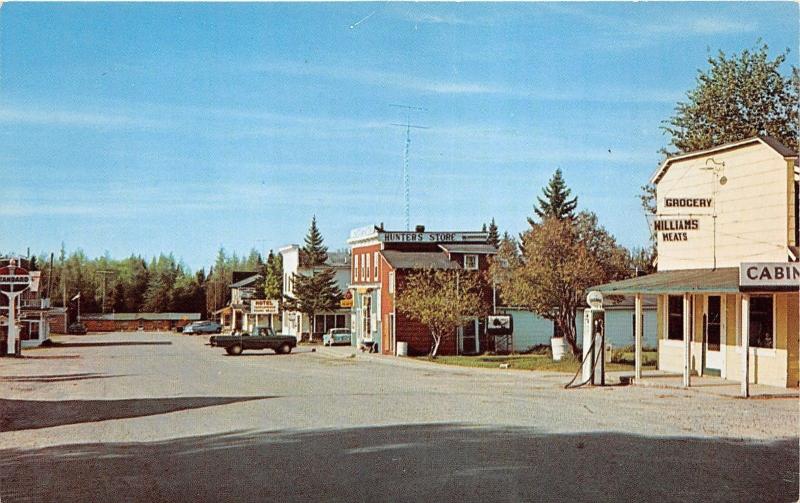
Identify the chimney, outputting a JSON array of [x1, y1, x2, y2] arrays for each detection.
[[415, 225, 425, 232]]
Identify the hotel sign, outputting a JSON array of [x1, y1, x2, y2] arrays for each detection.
[[381, 232, 488, 243], [250, 299, 279, 315], [740, 263, 800, 291]]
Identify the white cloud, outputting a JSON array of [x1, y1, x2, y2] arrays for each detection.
[[0, 107, 169, 130]]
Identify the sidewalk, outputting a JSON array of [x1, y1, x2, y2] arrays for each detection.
[[627, 371, 800, 399], [315, 345, 800, 399]]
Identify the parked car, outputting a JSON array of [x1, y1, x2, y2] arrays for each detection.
[[183, 321, 222, 335], [67, 322, 87, 335], [323, 328, 353, 346], [209, 327, 297, 356]]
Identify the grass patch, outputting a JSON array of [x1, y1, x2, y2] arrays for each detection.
[[418, 352, 658, 373]]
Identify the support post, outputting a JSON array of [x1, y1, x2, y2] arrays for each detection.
[[683, 293, 691, 388], [5, 292, 19, 355], [741, 294, 750, 398], [634, 293, 643, 382]]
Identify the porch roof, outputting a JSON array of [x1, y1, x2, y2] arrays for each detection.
[[591, 267, 740, 295]]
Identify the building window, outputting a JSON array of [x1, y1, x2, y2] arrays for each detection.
[[360, 254, 365, 281], [353, 257, 358, 282], [388, 271, 395, 294], [667, 295, 684, 340], [373, 252, 379, 281], [464, 254, 478, 270], [749, 296, 774, 348], [363, 296, 372, 340], [366, 253, 371, 282]]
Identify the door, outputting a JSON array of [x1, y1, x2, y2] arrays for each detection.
[[704, 295, 723, 374], [459, 319, 480, 355]]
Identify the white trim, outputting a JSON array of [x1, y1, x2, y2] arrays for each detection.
[[464, 254, 479, 271], [735, 346, 777, 357]]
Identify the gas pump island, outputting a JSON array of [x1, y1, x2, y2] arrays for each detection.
[[566, 291, 607, 388], [0, 259, 32, 357]]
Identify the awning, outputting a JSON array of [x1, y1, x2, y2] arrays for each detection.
[[591, 268, 740, 295]]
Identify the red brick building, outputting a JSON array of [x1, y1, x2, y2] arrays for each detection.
[[80, 313, 200, 332], [347, 226, 496, 356]]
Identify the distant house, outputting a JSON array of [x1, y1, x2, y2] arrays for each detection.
[[80, 312, 201, 332], [500, 296, 658, 353], [279, 245, 351, 340]]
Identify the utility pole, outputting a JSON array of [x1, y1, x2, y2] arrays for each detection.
[[390, 104, 427, 231], [96, 270, 116, 314]]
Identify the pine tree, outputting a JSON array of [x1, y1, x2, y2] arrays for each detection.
[[530, 169, 578, 225], [285, 267, 341, 340], [302, 216, 329, 266], [264, 250, 283, 300], [487, 218, 500, 248]]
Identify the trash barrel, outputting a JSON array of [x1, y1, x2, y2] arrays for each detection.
[[396, 341, 408, 357]]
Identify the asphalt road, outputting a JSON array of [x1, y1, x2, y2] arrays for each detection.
[[0, 332, 797, 502]]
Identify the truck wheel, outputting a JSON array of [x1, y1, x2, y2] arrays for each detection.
[[227, 344, 243, 356], [280, 343, 292, 354]]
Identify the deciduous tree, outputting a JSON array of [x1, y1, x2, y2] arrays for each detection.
[[395, 269, 489, 357]]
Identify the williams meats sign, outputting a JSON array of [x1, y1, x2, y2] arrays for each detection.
[[739, 263, 800, 291]]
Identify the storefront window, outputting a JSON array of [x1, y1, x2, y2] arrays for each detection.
[[363, 296, 371, 340], [749, 296, 774, 349], [668, 295, 683, 340]]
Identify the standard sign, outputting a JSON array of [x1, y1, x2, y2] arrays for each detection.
[[0, 264, 31, 293], [740, 262, 800, 291], [251, 299, 279, 315]]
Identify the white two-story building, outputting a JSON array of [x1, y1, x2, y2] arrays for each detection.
[[595, 136, 799, 393], [279, 245, 351, 340]]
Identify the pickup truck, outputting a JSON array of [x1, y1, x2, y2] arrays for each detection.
[[209, 327, 297, 356]]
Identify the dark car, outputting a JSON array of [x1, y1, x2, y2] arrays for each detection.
[[184, 321, 222, 335], [209, 327, 297, 356], [67, 322, 87, 335]]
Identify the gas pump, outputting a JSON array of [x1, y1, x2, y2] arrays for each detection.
[[566, 291, 606, 388]]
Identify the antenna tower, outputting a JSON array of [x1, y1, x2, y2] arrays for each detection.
[[390, 104, 427, 231]]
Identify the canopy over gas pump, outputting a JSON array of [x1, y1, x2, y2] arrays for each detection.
[[565, 291, 607, 388]]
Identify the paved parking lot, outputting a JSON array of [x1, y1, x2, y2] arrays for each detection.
[[0, 332, 797, 502]]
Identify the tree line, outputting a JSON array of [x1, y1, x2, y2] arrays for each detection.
[[24, 245, 284, 318]]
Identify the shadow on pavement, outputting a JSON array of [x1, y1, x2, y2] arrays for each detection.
[[0, 373, 126, 383], [46, 341, 173, 348], [0, 396, 275, 432], [0, 424, 795, 502]]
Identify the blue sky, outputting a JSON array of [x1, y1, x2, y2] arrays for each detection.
[[1, 2, 797, 270]]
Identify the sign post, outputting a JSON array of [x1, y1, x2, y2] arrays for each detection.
[[0, 260, 32, 356]]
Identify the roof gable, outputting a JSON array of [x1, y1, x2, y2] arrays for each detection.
[[651, 136, 797, 185]]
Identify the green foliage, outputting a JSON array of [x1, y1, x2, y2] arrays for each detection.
[[529, 169, 578, 225], [263, 250, 283, 300], [395, 269, 489, 357], [302, 216, 329, 267], [487, 218, 500, 248], [284, 267, 342, 338], [495, 214, 630, 357], [662, 43, 799, 154], [33, 248, 210, 317]]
